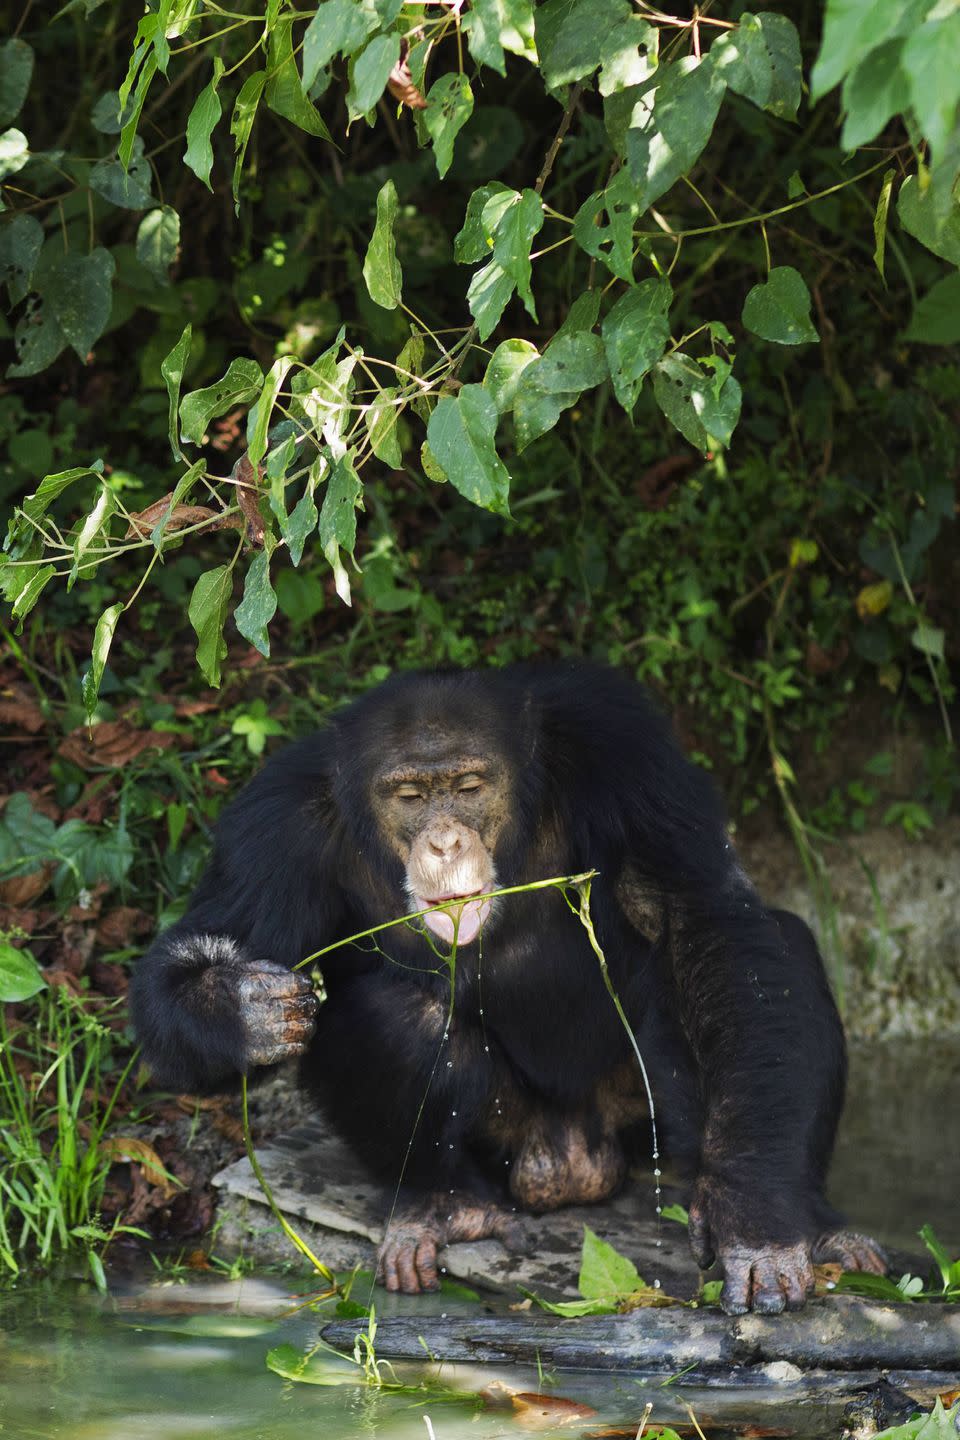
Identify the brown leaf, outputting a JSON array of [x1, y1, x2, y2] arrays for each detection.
[[173, 698, 219, 717], [509, 1394, 597, 1430], [387, 58, 426, 109], [89, 959, 129, 997], [97, 906, 152, 949], [805, 638, 849, 676], [64, 779, 115, 825], [0, 683, 45, 733], [232, 452, 266, 548], [59, 719, 175, 770], [125, 497, 219, 540], [0, 865, 52, 906], [636, 454, 695, 510], [102, 1137, 181, 1198], [57, 921, 96, 976]]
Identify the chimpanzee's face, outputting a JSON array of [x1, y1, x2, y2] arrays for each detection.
[[371, 734, 513, 945]]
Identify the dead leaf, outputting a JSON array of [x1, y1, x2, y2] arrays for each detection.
[[89, 959, 129, 997], [174, 699, 219, 717], [510, 1393, 597, 1430], [805, 639, 849, 676], [59, 719, 175, 770], [0, 865, 52, 907], [388, 58, 426, 109], [97, 906, 152, 949], [232, 452, 266, 548], [125, 497, 220, 540], [102, 1137, 181, 1198], [636, 454, 694, 510], [938, 1390, 960, 1407], [0, 683, 45, 733]]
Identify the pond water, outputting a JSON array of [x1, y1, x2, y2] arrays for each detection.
[[1, 1040, 957, 1440]]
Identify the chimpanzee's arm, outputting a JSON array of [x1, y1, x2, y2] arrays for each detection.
[[130, 739, 341, 1093]]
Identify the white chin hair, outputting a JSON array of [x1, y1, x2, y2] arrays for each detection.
[[422, 896, 491, 946]]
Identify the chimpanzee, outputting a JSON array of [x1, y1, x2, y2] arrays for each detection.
[[131, 662, 885, 1313]]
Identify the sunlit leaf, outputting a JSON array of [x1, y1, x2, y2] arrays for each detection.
[[188, 564, 233, 687], [424, 72, 474, 178], [180, 358, 263, 446], [578, 1225, 643, 1300], [601, 276, 672, 413], [184, 58, 224, 189], [625, 57, 726, 213], [347, 33, 400, 120], [230, 70, 268, 207], [302, 0, 377, 90], [82, 602, 123, 721], [710, 12, 801, 119], [363, 179, 403, 310], [136, 206, 180, 284], [427, 385, 511, 515], [653, 352, 742, 452], [535, 0, 631, 89], [0, 941, 46, 1003], [266, 17, 332, 139]]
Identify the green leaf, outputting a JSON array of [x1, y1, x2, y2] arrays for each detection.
[[70, 483, 115, 586], [347, 34, 400, 120], [0, 211, 43, 305], [188, 564, 233, 687], [363, 179, 403, 310], [661, 1203, 689, 1225], [266, 1343, 351, 1386], [466, 257, 516, 341], [462, 0, 507, 74], [0, 941, 46, 1003], [46, 248, 116, 360], [599, 15, 657, 97], [510, 332, 607, 448], [911, 623, 945, 661], [19, 463, 103, 525], [180, 358, 264, 446], [484, 187, 543, 320], [840, 39, 908, 150], [136, 206, 180, 284], [184, 59, 224, 189], [246, 356, 294, 472], [89, 137, 154, 209], [283, 487, 319, 567], [528, 1293, 619, 1317], [161, 324, 192, 459], [810, 0, 930, 101], [424, 73, 474, 179], [625, 57, 726, 213], [118, 51, 157, 170], [230, 70, 268, 207], [573, 169, 640, 283], [601, 276, 672, 413], [653, 352, 742, 452], [266, 17, 332, 139], [903, 14, 960, 167], [364, 387, 402, 466], [873, 168, 895, 281], [0, 127, 28, 181], [427, 385, 511, 516], [9, 563, 55, 628], [742, 266, 818, 345], [578, 1225, 643, 1300], [554, 290, 602, 341], [319, 452, 363, 606], [710, 12, 801, 119], [302, 0, 378, 90], [897, 175, 960, 264], [82, 602, 123, 722], [534, 0, 631, 89], [454, 182, 510, 263], [483, 338, 539, 412], [235, 542, 278, 658], [904, 272, 960, 345], [0, 39, 34, 128]]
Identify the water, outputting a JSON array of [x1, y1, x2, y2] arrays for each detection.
[[1, 1040, 957, 1440]]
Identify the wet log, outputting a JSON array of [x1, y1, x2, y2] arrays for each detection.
[[322, 1298, 960, 1378]]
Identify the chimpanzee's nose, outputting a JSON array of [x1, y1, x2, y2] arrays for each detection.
[[428, 827, 462, 860]]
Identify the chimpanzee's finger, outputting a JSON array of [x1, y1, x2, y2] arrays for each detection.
[[414, 1236, 440, 1291], [814, 1230, 887, 1274], [719, 1253, 753, 1315], [748, 1256, 788, 1315], [378, 1244, 399, 1292], [395, 1237, 422, 1294]]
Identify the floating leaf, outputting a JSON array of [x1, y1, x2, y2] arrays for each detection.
[[742, 266, 818, 345], [427, 385, 511, 515], [363, 179, 402, 310]]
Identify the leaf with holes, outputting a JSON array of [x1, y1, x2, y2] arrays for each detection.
[[46, 248, 116, 360], [710, 12, 801, 119], [0, 212, 42, 306], [180, 358, 264, 446], [302, 0, 378, 89], [625, 57, 726, 214], [424, 73, 474, 179], [89, 137, 154, 209], [534, 0, 631, 89], [427, 385, 511, 516], [573, 169, 640, 283], [601, 277, 672, 413], [483, 187, 543, 320], [742, 266, 818, 345], [653, 352, 742, 452]]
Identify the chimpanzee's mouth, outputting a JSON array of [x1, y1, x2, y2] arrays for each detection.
[[415, 889, 493, 946]]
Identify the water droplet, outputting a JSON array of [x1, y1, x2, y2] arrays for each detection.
[[449, 1189, 455, 1195], [440, 1267, 446, 1274], [441, 1312, 447, 1319], [484, 1045, 490, 1053], [653, 1168, 661, 1177], [653, 1278, 661, 1289], [451, 1109, 457, 1117], [656, 1206, 662, 1214], [655, 1239, 662, 1248], [446, 1060, 453, 1068], [448, 1143, 454, 1149]]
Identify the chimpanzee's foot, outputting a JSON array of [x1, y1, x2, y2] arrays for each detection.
[[376, 1195, 528, 1294], [813, 1229, 888, 1274], [510, 1124, 625, 1212]]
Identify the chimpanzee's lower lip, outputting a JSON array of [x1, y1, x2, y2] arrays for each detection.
[[422, 891, 482, 905]]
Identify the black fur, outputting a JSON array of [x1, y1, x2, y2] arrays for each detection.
[[131, 662, 846, 1248]]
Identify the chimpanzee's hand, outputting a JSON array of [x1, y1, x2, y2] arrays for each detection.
[[377, 1197, 531, 1295], [688, 1176, 886, 1316], [232, 960, 318, 1067]]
